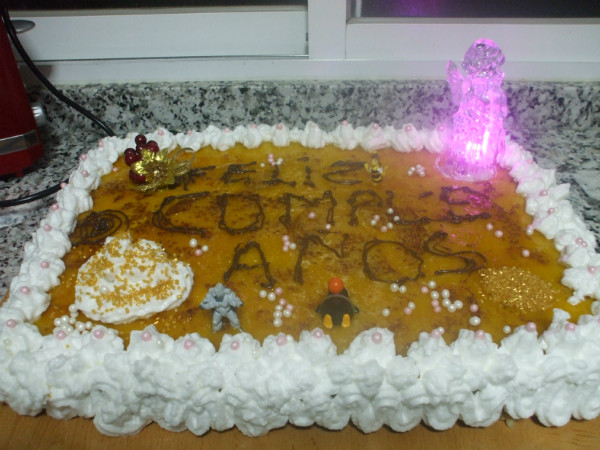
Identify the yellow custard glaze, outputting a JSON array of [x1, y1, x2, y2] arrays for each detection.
[[38, 142, 591, 353]]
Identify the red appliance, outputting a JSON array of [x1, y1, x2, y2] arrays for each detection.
[[0, 15, 43, 176]]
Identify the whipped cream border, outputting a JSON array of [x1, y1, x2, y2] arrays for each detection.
[[2, 122, 600, 436]]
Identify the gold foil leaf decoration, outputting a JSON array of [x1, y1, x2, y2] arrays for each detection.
[[131, 148, 194, 193], [479, 266, 556, 313]]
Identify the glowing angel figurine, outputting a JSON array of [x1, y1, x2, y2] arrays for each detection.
[[437, 39, 508, 181]]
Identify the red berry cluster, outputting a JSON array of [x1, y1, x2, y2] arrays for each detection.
[[124, 134, 160, 183]]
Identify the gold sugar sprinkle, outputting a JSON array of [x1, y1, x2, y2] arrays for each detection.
[[479, 266, 556, 313]]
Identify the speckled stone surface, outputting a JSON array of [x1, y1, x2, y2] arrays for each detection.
[[1, 80, 599, 294]]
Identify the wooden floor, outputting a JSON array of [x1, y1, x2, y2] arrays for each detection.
[[2, 403, 600, 450]]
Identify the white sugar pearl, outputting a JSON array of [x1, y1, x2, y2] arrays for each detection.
[[68, 316, 76, 325], [387, 208, 394, 214], [68, 304, 78, 314], [382, 308, 390, 317], [441, 289, 450, 299], [75, 322, 85, 332], [399, 285, 407, 294], [486, 223, 494, 231], [430, 290, 440, 300], [85, 321, 93, 330], [273, 318, 283, 327], [407, 302, 415, 310], [503, 325, 512, 334], [283, 309, 292, 318], [370, 219, 378, 226], [453, 300, 463, 309], [189, 238, 198, 248], [447, 304, 456, 313], [289, 243, 297, 250], [275, 304, 283, 311], [469, 316, 481, 326], [53, 318, 62, 327], [390, 283, 399, 292], [201, 245, 209, 252], [427, 280, 437, 289], [442, 298, 451, 308], [494, 230, 503, 238], [267, 292, 277, 301], [273, 310, 282, 319], [521, 249, 530, 257], [100, 286, 110, 295], [259, 290, 267, 298], [526, 226, 534, 236]]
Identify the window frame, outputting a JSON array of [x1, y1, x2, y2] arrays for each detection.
[[9, 0, 600, 83]]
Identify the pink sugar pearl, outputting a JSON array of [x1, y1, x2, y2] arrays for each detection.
[[19, 286, 31, 295], [230, 341, 240, 350], [525, 322, 537, 332], [431, 329, 442, 339], [93, 329, 105, 339], [475, 330, 486, 340], [403, 307, 413, 315], [313, 329, 323, 339], [276, 334, 287, 346], [371, 332, 383, 343], [184, 339, 195, 349], [56, 330, 67, 340], [141, 331, 152, 342], [275, 287, 284, 296], [51, 203, 60, 211], [469, 304, 479, 313], [588, 266, 598, 275], [43, 224, 52, 232], [6, 319, 17, 328], [565, 323, 577, 332], [40, 260, 50, 269]]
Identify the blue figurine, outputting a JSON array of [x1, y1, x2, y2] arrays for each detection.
[[200, 283, 243, 332]]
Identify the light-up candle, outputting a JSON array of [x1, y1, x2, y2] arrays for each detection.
[[436, 39, 507, 181]]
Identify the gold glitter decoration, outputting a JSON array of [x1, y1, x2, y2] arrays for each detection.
[[364, 152, 383, 183], [132, 148, 194, 193], [479, 266, 557, 313]]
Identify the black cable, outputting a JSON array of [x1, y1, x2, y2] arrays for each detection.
[[0, 6, 116, 208], [0, 7, 116, 137]]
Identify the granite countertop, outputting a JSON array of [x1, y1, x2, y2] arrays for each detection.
[[1, 80, 599, 295]]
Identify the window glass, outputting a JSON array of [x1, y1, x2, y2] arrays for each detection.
[[357, 0, 600, 18], [6, 0, 306, 10]]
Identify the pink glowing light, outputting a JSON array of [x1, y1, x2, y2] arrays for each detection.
[[436, 39, 507, 181]]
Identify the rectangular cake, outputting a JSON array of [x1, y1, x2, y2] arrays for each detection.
[[1, 122, 600, 437]]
